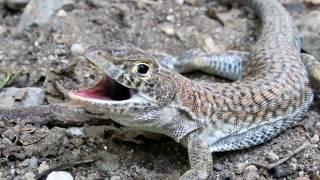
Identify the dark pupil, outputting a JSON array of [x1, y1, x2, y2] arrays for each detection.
[[137, 64, 149, 74]]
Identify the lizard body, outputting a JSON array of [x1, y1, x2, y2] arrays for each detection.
[[69, 0, 316, 179]]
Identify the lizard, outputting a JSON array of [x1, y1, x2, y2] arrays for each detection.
[[0, 0, 318, 179], [67, 0, 320, 179]]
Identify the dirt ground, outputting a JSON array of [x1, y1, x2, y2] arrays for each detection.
[[0, 0, 320, 179]]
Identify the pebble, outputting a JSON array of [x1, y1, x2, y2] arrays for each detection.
[[110, 176, 121, 180], [10, 168, 16, 176], [70, 43, 85, 56], [299, 171, 305, 177], [0, 25, 7, 34], [272, 165, 293, 178], [95, 151, 120, 172], [166, 15, 175, 22], [5, 0, 29, 11], [0, 87, 45, 108], [316, 122, 320, 129], [159, 23, 175, 36], [46, 171, 73, 180], [21, 172, 36, 180], [66, 127, 85, 137], [213, 163, 224, 172], [311, 134, 319, 143], [57, 9, 67, 17], [175, 0, 184, 4], [37, 161, 49, 174], [20, 158, 31, 167], [17, 0, 74, 31], [2, 137, 13, 145], [266, 151, 280, 162], [86, 172, 100, 180], [29, 156, 39, 169], [243, 165, 259, 180]]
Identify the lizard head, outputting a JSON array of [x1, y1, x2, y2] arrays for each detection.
[[69, 41, 177, 116]]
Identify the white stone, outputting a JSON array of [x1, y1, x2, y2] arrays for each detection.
[[46, 171, 73, 180]]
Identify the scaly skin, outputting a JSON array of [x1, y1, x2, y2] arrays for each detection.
[[69, 0, 316, 179]]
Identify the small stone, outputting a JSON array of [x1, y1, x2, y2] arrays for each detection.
[[10, 168, 16, 176], [46, 171, 73, 180], [2, 137, 13, 145], [266, 151, 280, 162], [87, 172, 100, 180], [235, 163, 247, 174], [0, 25, 7, 34], [0, 87, 45, 108], [243, 165, 259, 180], [159, 23, 175, 36], [5, 0, 29, 11], [175, 0, 184, 4], [37, 161, 49, 174], [316, 122, 320, 130], [21, 172, 36, 180], [213, 163, 224, 172], [272, 165, 293, 178], [299, 171, 305, 177], [110, 176, 121, 180], [20, 158, 30, 167], [66, 127, 84, 137], [290, 162, 297, 171], [29, 156, 39, 169], [166, 15, 175, 22], [75, 174, 86, 180], [17, 0, 75, 31], [70, 43, 85, 56], [95, 151, 120, 172], [57, 9, 67, 17], [311, 134, 319, 143]]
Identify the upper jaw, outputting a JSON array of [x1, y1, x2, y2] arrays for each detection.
[[69, 49, 152, 105]]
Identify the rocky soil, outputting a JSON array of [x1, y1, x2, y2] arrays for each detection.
[[0, 0, 320, 179]]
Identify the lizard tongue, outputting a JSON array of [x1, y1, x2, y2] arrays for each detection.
[[73, 75, 131, 101]]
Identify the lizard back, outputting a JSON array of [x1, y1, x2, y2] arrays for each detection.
[[174, 0, 314, 139]]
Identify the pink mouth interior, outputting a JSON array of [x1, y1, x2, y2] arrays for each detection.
[[73, 75, 131, 101]]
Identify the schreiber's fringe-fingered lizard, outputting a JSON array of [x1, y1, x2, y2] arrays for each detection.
[[69, 0, 317, 179]]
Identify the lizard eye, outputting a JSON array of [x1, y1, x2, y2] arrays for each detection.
[[135, 63, 150, 76]]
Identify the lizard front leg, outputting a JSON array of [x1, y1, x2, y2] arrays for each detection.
[[180, 128, 213, 180]]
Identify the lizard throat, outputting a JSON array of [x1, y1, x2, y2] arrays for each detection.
[[71, 75, 134, 101]]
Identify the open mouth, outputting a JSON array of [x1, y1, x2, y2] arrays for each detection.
[[72, 75, 132, 101]]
